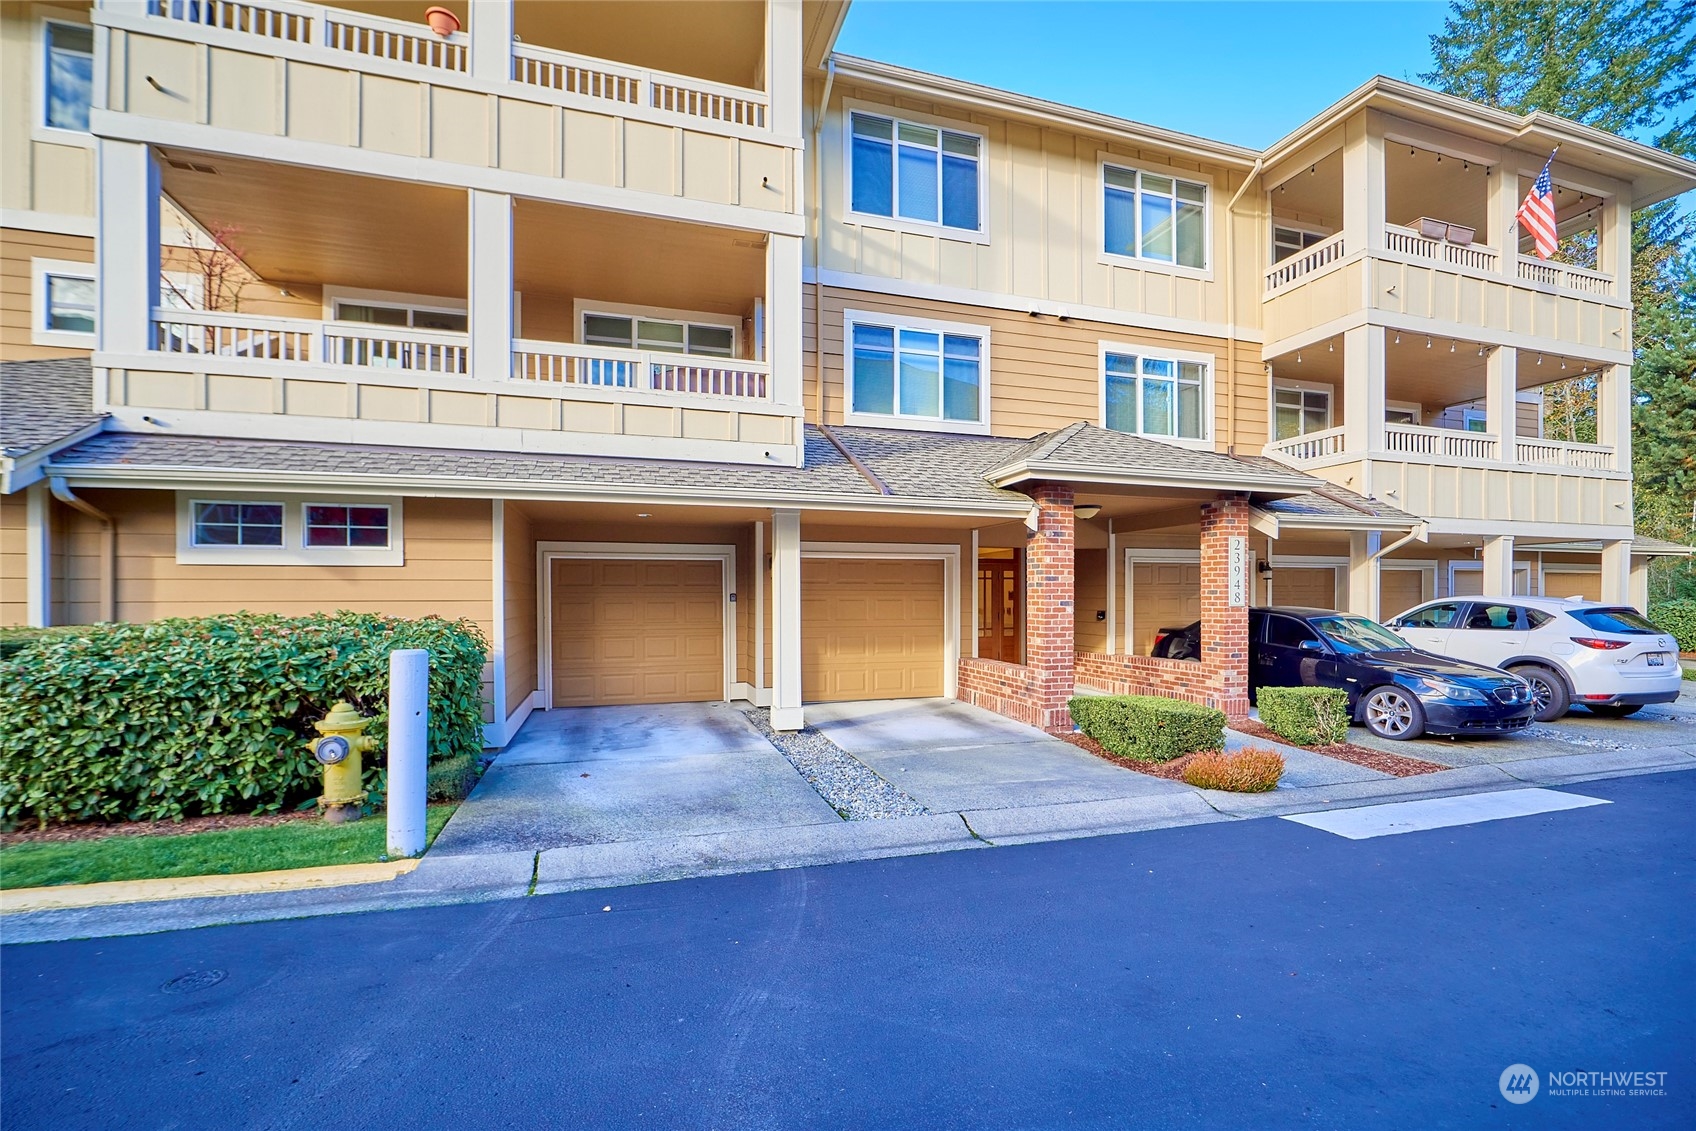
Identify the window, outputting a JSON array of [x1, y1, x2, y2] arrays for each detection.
[[1569, 607, 1659, 635], [44, 22, 93, 133], [1273, 225, 1329, 263], [1103, 350, 1207, 441], [582, 313, 735, 358], [1385, 402, 1422, 426], [1267, 615, 1323, 649], [191, 502, 284, 548], [850, 112, 982, 232], [845, 312, 987, 431], [1104, 164, 1207, 269], [31, 258, 96, 346], [1398, 602, 1462, 629], [334, 302, 467, 333], [1310, 615, 1407, 654], [1465, 603, 1522, 631], [305, 505, 392, 549], [1273, 384, 1331, 440], [1461, 408, 1489, 433]]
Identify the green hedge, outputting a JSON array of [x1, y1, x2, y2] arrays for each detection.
[[0, 612, 488, 826], [1257, 686, 1352, 746], [1649, 599, 1696, 655], [1069, 694, 1226, 763]]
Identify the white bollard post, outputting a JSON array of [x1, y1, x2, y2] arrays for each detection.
[[387, 649, 429, 858]]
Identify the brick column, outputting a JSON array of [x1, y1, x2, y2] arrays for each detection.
[[1024, 481, 1076, 728], [1199, 495, 1251, 717]]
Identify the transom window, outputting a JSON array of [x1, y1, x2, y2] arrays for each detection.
[[1273, 225, 1329, 263], [334, 301, 466, 333], [848, 317, 986, 429], [582, 313, 735, 357], [850, 112, 982, 232], [191, 502, 284, 548], [1104, 165, 1207, 268], [1273, 385, 1331, 440], [1103, 351, 1207, 441], [305, 505, 392, 549], [45, 22, 93, 132]]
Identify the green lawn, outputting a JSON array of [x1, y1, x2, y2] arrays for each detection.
[[0, 805, 458, 890]]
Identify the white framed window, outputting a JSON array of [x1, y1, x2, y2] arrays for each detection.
[[844, 309, 990, 434], [176, 494, 405, 566], [1273, 223, 1331, 264], [580, 312, 736, 358], [847, 108, 985, 235], [41, 18, 93, 136], [1461, 407, 1489, 433], [1273, 380, 1332, 440], [1102, 161, 1209, 271], [30, 257, 96, 347], [1100, 343, 1214, 447], [323, 286, 468, 333], [1385, 400, 1423, 426]]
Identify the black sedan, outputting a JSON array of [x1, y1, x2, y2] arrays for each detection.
[[1151, 607, 1536, 740]]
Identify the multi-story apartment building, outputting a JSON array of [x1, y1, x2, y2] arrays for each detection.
[[3, 0, 1692, 741]]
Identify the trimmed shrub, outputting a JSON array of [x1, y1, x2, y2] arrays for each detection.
[[0, 627, 74, 661], [1258, 686, 1352, 746], [0, 612, 487, 826], [1069, 694, 1225, 763], [1649, 599, 1696, 655], [426, 753, 482, 802], [1181, 746, 1286, 792]]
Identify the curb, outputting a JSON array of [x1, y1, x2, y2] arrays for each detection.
[[0, 858, 420, 914]]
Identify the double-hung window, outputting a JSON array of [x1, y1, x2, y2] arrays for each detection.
[[850, 112, 982, 232], [1103, 350, 1208, 442], [44, 22, 93, 133], [846, 313, 987, 431], [1103, 164, 1207, 269], [1273, 384, 1332, 440], [31, 258, 96, 346]]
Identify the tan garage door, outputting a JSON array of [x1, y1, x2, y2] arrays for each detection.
[[1132, 561, 1200, 656], [550, 558, 724, 706], [1380, 569, 1426, 618], [802, 557, 945, 702], [1543, 570, 1601, 601], [1275, 566, 1337, 610], [1452, 567, 1530, 597]]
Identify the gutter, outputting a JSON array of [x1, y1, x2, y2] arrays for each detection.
[[48, 477, 116, 623], [811, 57, 837, 427], [1371, 522, 1430, 561]]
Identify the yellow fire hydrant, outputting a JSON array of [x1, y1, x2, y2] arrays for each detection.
[[308, 701, 376, 823]]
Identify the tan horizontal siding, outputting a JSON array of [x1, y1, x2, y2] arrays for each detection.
[[0, 491, 28, 627], [0, 227, 95, 362]]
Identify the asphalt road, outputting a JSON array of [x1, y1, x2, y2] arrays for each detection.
[[4, 771, 1691, 1131]]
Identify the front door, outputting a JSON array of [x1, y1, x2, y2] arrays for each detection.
[[977, 557, 1021, 664]]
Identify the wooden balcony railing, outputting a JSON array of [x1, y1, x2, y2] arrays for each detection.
[[1263, 425, 1346, 462], [1382, 223, 1500, 272], [1384, 421, 1499, 461], [145, 0, 468, 71], [1264, 232, 1345, 292], [1516, 256, 1614, 296], [1515, 437, 1615, 470], [511, 339, 770, 400], [512, 42, 768, 129], [154, 308, 468, 373]]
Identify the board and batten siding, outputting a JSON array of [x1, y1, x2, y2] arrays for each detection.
[[805, 285, 1271, 448], [1, 228, 94, 361], [0, 4, 96, 222]]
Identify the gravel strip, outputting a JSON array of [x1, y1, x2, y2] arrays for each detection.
[[744, 708, 929, 820]]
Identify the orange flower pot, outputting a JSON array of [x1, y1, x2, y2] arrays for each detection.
[[424, 6, 460, 36]]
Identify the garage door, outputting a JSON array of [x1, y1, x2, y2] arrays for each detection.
[[550, 558, 724, 706], [802, 558, 945, 702], [1380, 569, 1426, 618], [1275, 566, 1337, 610], [1132, 561, 1200, 656], [1543, 570, 1601, 601], [1452, 567, 1530, 597]]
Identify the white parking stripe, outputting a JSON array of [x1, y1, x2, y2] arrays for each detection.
[[1281, 788, 1610, 840]]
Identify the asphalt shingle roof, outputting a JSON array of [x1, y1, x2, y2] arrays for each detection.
[[985, 422, 1318, 490], [0, 358, 104, 460]]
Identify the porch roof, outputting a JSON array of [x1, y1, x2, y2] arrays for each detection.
[[0, 359, 107, 494], [981, 422, 1320, 495], [1519, 536, 1695, 558]]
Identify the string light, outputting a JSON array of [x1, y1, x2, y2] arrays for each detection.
[[1426, 337, 1433, 349]]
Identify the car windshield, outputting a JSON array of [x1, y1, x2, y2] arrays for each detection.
[[1569, 607, 1659, 635], [1309, 615, 1408, 654]]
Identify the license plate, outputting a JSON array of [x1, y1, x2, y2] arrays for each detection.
[[1647, 653, 1667, 667]]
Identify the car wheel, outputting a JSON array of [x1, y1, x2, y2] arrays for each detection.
[[1586, 703, 1643, 718], [1509, 665, 1569, 722], [1363, 686, 1426, 741]]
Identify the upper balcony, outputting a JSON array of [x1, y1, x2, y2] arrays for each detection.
[[91, 0, 802, 226], [1259, 117, 1633, 363]]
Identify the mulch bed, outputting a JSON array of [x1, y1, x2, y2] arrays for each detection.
[[1056, 732, 1204, 780], [1228, 719, 1448, 777], [1, 809, 317, 848]]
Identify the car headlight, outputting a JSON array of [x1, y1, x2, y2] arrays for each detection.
[[1409, 677, 1486, 702]]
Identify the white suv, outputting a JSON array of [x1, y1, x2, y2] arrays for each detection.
[[1385, 597, 1681, 722]]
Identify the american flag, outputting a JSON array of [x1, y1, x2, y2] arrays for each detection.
[[1517, 153, 1559, 259]]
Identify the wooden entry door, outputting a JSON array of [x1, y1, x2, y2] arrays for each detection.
[[977, 558, 1021, 663]]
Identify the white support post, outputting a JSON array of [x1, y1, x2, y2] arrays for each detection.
[[1103, 523, 1114, 656], [1341, 324, 1386, 457], [468, 190, 513, 382], [25, 483, 51, 628], [1603, 196, 1633, 303], [753, 519, 766, 695], [96, 140, 160, 356], [1629, 554, 1650, 613], [468, 0, 514, 84], [1481, 534, 1517, 597], [767, 233, 803, 424], [1490, 149, 1527, 278], [1596, 364, 1632, 473], [1600, 539, 1632, 606], [769, 508, 803, 731], [387, 649, 430, 858], [765, 0, 803, 137], [1485, 345, 1518, 464], [1340, 110, 1386, 254], [1348, 530, 1381, 621]]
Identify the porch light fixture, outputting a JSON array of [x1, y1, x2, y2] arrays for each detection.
[[1074, 505, 1102, 520], [1257, 560, 1274, 578]]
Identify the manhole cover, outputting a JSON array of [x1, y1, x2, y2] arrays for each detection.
[[160, 969, 227, 994]]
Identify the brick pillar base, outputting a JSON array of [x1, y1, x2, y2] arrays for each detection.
[[1199, 495, 1251, 717]]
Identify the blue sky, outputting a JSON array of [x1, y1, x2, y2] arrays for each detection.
[[835, 1, 1451, 149]]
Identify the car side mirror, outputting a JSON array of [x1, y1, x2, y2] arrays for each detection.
[[1298, 639, 1326, 652]]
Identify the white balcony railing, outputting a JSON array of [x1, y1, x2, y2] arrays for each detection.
[[146, 0, 468, 71], [1516, 437, 1615, 470], [1383, 223, 1500, 273], [512, 339, 770, 400], [1265, 233, 1345, 292], [152, 308, 467, 374], [1264, 425, 1347, 462], [322, 325, 468, 374], [1385, 422, 1499, 461], [1516, 256, 1614, 295], [512, 42, 768, 129]]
